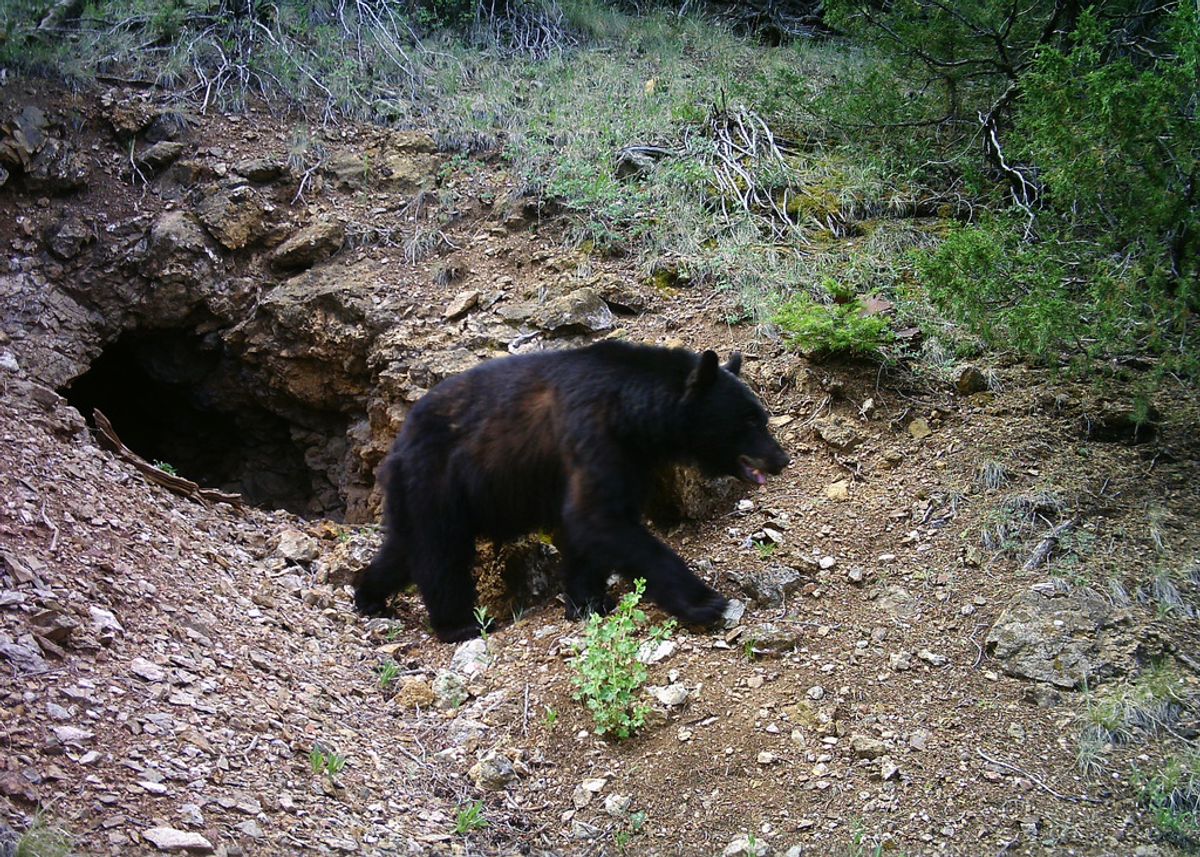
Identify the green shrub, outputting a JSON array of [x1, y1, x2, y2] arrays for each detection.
[[1136, 750, 1200, 847], [773, 286, 893, 361], [570, 579, 675, 739]]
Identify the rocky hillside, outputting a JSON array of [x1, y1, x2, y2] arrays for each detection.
[[1, 82, 1198, 856]]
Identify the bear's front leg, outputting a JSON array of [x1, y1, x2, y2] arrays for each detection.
[[562, 515, 727, 627]]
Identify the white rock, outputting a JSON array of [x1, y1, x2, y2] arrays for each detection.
[[130, 657, 165, 682], [604, 793, 632, 816], [818, 555, 837, 570], [649, 683, 689, 707], [918, 649, 948, 667], [142, 827, 214, 852], [52, 725, 93, 744], [88, 605, 124, 638], [637, 639, 677, 664], [450, 638, 492, 677], [275, 528, 319, 563], [806, 685, 825, 701], [722, 599, 746, 629]]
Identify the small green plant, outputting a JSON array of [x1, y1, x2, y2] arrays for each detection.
[[453, 799, 488, 835], [385, 624, 404, 642], [742, 636, 759, 662], [773, 292, 893, 361], [1135, 751, 1200, 847], [377, 660, 400, 690], [753, 540, 777, 560], [570, 579, 676, 738], [473, 605, 494, 640], [846, 817, 887, 857], [310, 745, 347, 777], [543, 706, 559, 728], [152, 460, 178, 476], [15, 815, 73, 857], [614, 810, 648, 851]]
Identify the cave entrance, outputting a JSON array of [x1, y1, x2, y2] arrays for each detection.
[[60, 330, 348, 519]]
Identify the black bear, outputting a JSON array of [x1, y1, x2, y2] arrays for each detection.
[[355, 341, 790, 641]]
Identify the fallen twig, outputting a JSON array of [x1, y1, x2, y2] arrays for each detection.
[[1022, 518, 1076, 572], [976, 748, 1103, 804], [93, 409, 243, 509]]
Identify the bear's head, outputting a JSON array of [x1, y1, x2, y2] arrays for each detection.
[[683, 350, 790, 485]]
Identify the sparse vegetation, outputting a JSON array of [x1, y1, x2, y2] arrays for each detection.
[[753, 540, 777, 560], [1136, 750, 1200, 847], [1078, 661, 1188, 774], [309, 745, 347, 777], [377, 660, 400, 690], [453, 799, 488, 835], [570, 578, 675, 739], [15, 816, 73, 857]]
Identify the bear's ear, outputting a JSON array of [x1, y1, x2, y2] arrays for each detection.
[[685, 350, 720, 401], [725, 352, 743, 376]]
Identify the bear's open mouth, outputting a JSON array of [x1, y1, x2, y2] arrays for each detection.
[[737, 455, 768, 486]]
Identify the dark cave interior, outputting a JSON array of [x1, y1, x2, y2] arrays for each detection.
[[61, 330, 348, 518]]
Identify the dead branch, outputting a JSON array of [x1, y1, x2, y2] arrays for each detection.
[[93, 409, 243, 509], [976, 748, 1103, 804], [1021, 517, 1076, 572]]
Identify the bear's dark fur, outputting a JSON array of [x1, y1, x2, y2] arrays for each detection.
[[355, 341, 790, 641]]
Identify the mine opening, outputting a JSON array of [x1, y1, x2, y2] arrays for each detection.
[[60, 330, 349, 519]]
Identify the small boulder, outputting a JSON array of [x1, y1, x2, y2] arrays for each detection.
[[270, 220, 345, 271], [812, 415, 863, 452], [955, 366, 988, 396], [986, 583, 1132, 688], [468, 750, 516, 791], [135, 141, 187, 172], [530, 287, 614, 334], [196, 182, 272, 250], [275, 528, 319, 564], [739, 565, 804, 608]]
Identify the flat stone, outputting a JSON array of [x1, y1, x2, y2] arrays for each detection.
[[825, 479, 850, 501], [908, 418, 932, 439], [270, 220, 344, 271], [142, 827, 214, 852], [812, 415, 863, 452], [444, 289, 480, 320], [850, 733, 887, 759], [131, 657, 166, 682], [986, 584, 1132, 688]]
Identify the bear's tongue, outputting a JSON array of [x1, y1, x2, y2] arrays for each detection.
[[740, 461, 767, 485]]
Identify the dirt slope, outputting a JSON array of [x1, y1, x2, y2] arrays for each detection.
[[1, 81, 1198, 857]]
